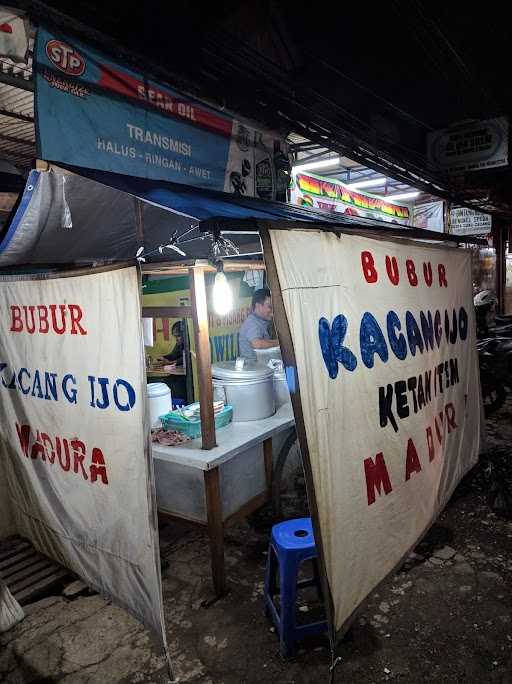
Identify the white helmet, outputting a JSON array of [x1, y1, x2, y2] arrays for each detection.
[[474, 290, 498, 307]]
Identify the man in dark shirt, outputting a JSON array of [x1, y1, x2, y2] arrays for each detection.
[[156, 320, 187, 400], [158, 321, 184, 367], [239, 288, 279, 361]]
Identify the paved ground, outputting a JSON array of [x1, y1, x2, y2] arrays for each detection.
[[1, 400, 512, 683]]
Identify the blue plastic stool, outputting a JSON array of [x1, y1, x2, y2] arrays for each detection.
[[264, 517, 327, 656]]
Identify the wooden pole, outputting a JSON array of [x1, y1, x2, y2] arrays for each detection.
[[263, 437, 273, 499], [493, 222, 506, 314], [259, 225, 337, 650], [189, 265, 216, 450], [204, 467, 226, 597]]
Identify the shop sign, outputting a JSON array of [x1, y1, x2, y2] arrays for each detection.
[[0, 7, 29, 62], [35, 27, 289, 198], [291, 172, 412, 225], [412, 200, 444, 232], [269, 229, 482, 634], [427, 117, 508, 174], [450, 207, 492, 236], [0, 266, 169, 656]]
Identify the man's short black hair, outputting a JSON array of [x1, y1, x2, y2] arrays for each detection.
[[172, 320, 184, 337], [252, 287, 271, 309]]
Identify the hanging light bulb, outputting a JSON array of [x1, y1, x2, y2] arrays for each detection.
[[213, 262, 233, 315]]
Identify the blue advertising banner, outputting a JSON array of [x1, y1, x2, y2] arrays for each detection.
[[35, 27, 289, 197]]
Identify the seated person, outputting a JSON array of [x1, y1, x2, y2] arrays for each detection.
[[239, 287, 279, 361], [157, 320, 185, 368], [156, 320, 187, 400]]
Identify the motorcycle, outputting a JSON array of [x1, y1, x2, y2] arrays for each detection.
[[473, 290, 512, 415], [477, 336, 512, 415]]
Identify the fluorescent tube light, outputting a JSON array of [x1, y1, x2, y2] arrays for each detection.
[[346, 177, 386, 190], [292, 156, 340, 173], [385, 191, 420, 201]]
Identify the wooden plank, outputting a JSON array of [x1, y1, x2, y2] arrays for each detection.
[[3, 558, 53, 585], [15, 569, 69, 606], [263, 437, 273, 499], [0, 539, 30, 562], [189, 266, 216, 450], [0, 552, 48, 579], [259, 225, 337, 647], [204, 467, 226, 597], [9, 564, 68, 595], [223, 491, 268, 526], [142, 306, 193, 319], [157, 509, 207, 527], [142, 261, 265, 276], [0, 548, 35, 572]]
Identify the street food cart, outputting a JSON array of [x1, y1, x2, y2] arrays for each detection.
[[0, 165, 485, 607], [141, 259, 296, 597]]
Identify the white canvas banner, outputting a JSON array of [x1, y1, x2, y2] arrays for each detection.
[[0, 266, 168, 652], [269, 229, 483, 633]]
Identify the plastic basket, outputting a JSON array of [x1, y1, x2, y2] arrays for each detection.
[[160, 404, 233, 439]]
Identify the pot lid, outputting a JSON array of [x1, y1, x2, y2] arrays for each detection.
[[212, 360, 274, 381], [147, 382, 171, 397]]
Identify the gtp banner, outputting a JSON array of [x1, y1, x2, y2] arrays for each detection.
[[35, 27, 289, 198], [291, 172, 412, 225], [0, 266, 168, 655], [269, 229, 482, 634]]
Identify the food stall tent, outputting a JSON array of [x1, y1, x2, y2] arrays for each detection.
[[0, 165, 485, 598]]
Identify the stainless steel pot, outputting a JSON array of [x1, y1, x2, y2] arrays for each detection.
[[212, 360, 275, 422]]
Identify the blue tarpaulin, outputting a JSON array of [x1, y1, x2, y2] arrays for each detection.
[[68, 166, 371, 225]]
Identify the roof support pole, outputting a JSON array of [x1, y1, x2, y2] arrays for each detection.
[[189, 264, 216, 450]]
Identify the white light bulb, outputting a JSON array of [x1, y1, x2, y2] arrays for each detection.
[[213, 272, 233, 315]]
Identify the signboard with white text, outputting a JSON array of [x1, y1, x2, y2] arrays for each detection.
[[269, 229, 483, 635], [450, 207, 492, 236], [427, 117, 508, 174]]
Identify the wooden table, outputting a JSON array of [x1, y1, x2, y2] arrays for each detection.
[[147, 367, 186, 378], [152, 404, 295, 597]]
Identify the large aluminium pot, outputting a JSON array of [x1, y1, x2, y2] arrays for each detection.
[[212, 360, 276, 422]]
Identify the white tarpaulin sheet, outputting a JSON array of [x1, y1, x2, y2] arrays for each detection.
[[0, 578, 24, 633], [269, 229, 483, 634], [0, 266, 168, 653]]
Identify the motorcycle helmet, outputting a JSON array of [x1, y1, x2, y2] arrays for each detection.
[[474, 290, 498, 308], [474, 290, 498, 338]]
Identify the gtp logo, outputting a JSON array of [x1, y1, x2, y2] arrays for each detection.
[[46, 40, 85, 76]]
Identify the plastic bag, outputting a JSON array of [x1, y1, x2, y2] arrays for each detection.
[[0, 578, 24, 633]]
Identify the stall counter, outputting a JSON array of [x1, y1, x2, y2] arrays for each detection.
[[152, 403, 294, 470], [152, 403, 295, 597]]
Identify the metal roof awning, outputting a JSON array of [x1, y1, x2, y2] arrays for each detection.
[[77, 166, 486, 246], [0, 165, 487, 269], [0, 35, 35, 171]]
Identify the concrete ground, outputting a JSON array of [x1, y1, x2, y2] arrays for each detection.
[[1, 400, 512, 684]]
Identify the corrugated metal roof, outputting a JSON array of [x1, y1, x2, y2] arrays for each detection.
[[0, 37, 35, 171]]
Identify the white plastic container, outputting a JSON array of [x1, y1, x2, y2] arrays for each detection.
[[147, 382, 172, 428], [273, 365, 291, 408], [212, 360, 275, 422]]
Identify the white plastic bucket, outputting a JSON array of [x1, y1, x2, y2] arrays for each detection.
[[147, 382, 172, 428], [273, 368, 291, 408]]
